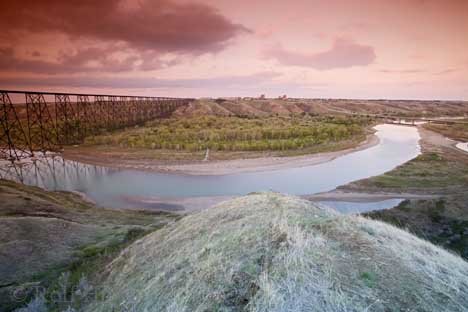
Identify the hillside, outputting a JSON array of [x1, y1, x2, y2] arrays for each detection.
[[0, 180, 178, 311], [85, 193, 468, 312], [173, 98, 468, 118]]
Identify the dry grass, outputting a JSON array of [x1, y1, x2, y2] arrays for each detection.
[[174, 99, 468, 118], [423, 122, 468, 141], [86, 193, 468, 312], [366, 196, 468, 260], [343, 152, 468, 194], [0, 179, 178, 311]]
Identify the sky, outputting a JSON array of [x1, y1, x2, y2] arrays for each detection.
[[0, 0, 467, 99]]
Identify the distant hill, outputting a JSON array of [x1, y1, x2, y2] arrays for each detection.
[[173, 98, 468, 118], [86, 192, 468, 312]]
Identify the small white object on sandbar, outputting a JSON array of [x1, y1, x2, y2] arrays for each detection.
[[455, 142, 468, 153]]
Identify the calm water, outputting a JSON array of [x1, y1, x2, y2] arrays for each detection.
[[0, 124, 420, 211]]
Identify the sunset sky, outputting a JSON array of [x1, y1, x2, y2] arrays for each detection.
[[0, 0, 467, 99]]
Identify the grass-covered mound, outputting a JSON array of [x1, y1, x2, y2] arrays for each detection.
[[86, 193, 468, 312]]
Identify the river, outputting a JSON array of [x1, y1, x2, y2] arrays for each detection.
[[0, 124, 420, 212]]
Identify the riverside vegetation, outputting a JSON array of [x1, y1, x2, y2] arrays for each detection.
[[81, 115, 372, 160]]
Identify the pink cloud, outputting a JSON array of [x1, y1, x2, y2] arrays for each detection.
[[0, 71, 283, 89], [379, 69, 425, 74], [0, 0, 249, 54], [433, 68, 458, 75], [264, 38, 376, 70], [0, 0, 252, 76], [0, 46, 171, 74]]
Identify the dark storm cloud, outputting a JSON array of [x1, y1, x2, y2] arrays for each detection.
[[0, 0, 249, 54], [0, 0, 249, 74]]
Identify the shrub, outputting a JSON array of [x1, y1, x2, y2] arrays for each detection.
[[86, 116, 370, 152]]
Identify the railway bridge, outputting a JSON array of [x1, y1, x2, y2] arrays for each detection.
[[0, 90, 193, 160]]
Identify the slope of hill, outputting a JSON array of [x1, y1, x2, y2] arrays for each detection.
[[85, 193, 468, 312], [173, 98, 468, 117], [217, 100, 269, 116], [173, 99, 233, 117], [0, 180, 178, 311]]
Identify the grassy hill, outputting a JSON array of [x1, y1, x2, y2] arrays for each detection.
[[0, 180, 179, 311], [173, 98, 468, 118], [83, 193, 468, 312]]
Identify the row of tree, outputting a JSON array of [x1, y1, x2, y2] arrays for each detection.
[[87, 116, 370, 152]]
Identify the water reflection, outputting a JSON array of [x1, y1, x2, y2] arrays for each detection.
[[0, 154, 115, 193], [0, 124, 421, 211]]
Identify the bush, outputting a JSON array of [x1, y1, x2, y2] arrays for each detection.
[[86, 116, 370, 152]]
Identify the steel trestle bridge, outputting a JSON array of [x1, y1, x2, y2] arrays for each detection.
[[0, 90, 193, 160]]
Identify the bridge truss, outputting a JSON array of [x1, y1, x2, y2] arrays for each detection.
[[0, 90, 193, 160]]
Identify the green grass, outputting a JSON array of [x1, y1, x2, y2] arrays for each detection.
[[10, 225, 170, 312], [84, 115, 371, 153], [360, 271, 378, 288], [353, 152, 468, 191], [41, 227, 155, 312]]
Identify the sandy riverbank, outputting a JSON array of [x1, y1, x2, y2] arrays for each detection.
[[160, 134, 379, 175], [413, 125, 468, 156], [120, 191, 438, 213], [304, 191, 438, 202], [64, 133, 379, 176]]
